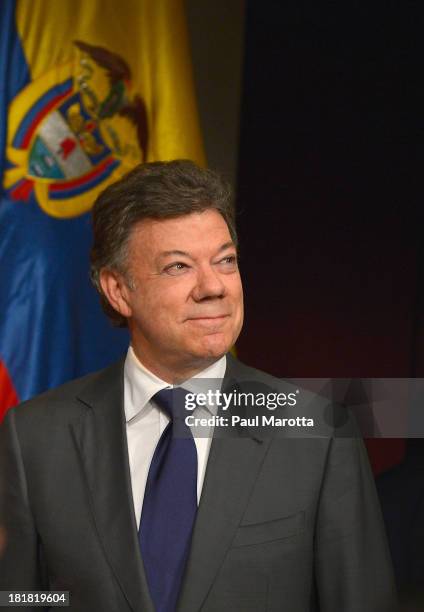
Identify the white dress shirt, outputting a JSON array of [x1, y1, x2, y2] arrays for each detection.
[[124, 346, 226, 527]]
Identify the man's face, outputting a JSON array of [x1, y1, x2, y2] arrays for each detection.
[[115, 209, 243, 378]]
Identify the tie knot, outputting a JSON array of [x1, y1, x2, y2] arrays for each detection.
[[153, 387, 190, 421]]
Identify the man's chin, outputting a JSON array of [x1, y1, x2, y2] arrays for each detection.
[[193, 333, 233, 361]]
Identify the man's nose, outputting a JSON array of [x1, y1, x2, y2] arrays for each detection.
[[192, 265, 226, 300]]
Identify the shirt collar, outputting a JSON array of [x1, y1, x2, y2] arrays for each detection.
[[124, 346, 227, 423]]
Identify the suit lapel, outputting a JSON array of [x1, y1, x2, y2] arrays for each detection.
[[177, 355, 272, 612], [70, 360, 154, 612]]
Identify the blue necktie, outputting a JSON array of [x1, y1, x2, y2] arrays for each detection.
[[139, 388, 198, 612]]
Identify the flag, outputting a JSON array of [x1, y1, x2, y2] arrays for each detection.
[[0, 0, 205, 419]]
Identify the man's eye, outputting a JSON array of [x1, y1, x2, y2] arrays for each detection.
[[164, 262, 189, 275], [219, 255, 237, 266]]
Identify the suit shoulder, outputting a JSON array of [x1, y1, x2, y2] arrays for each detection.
[[226, 354, 286, 388], [6, 359, 124, 424]]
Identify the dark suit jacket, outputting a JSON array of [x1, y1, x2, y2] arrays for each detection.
[[0, 355, 397, 611], [376, 441, 424, 609]]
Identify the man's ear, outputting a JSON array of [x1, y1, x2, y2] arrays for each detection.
[[99, 268, 133, 318]]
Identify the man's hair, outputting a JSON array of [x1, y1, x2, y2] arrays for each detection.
[[90, 159, 237, 327]]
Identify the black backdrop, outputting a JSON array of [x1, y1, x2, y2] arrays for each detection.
[[236, 0, 424, 602], [237, 0, 423, 379]]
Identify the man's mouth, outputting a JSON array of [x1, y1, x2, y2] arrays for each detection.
[[187, 314, 229, 321]]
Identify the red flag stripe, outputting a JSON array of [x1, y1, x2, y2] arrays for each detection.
[[365, 438, 406, 476], [0, 360, 19, 422]]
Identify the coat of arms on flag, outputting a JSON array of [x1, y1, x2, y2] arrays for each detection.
[[3, 40, 148, 219]]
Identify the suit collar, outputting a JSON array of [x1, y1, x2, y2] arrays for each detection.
[[220, 352, 275, 442], [72, 358, 154, 612]]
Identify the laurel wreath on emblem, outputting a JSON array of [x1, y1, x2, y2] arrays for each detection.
[[3, 41, 149, 218]]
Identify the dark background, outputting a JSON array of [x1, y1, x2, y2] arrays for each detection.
[[236, 1, 424, 603], [237, 0, 423, 379]]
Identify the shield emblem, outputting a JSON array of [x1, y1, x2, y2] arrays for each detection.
[[3, 42, 148, 218]]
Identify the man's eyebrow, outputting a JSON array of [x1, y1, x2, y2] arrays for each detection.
[[158, 250, 192, 260], [216, 241, 237, 253], [157, 242, 236, 261]]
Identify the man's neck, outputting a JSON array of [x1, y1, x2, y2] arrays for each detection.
[[130, 345, 223, 385]]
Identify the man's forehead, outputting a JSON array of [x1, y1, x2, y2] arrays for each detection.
[[128, 211, 234, 254]]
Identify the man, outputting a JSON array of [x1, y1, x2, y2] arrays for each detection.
[[0, 160, 396, 611]]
